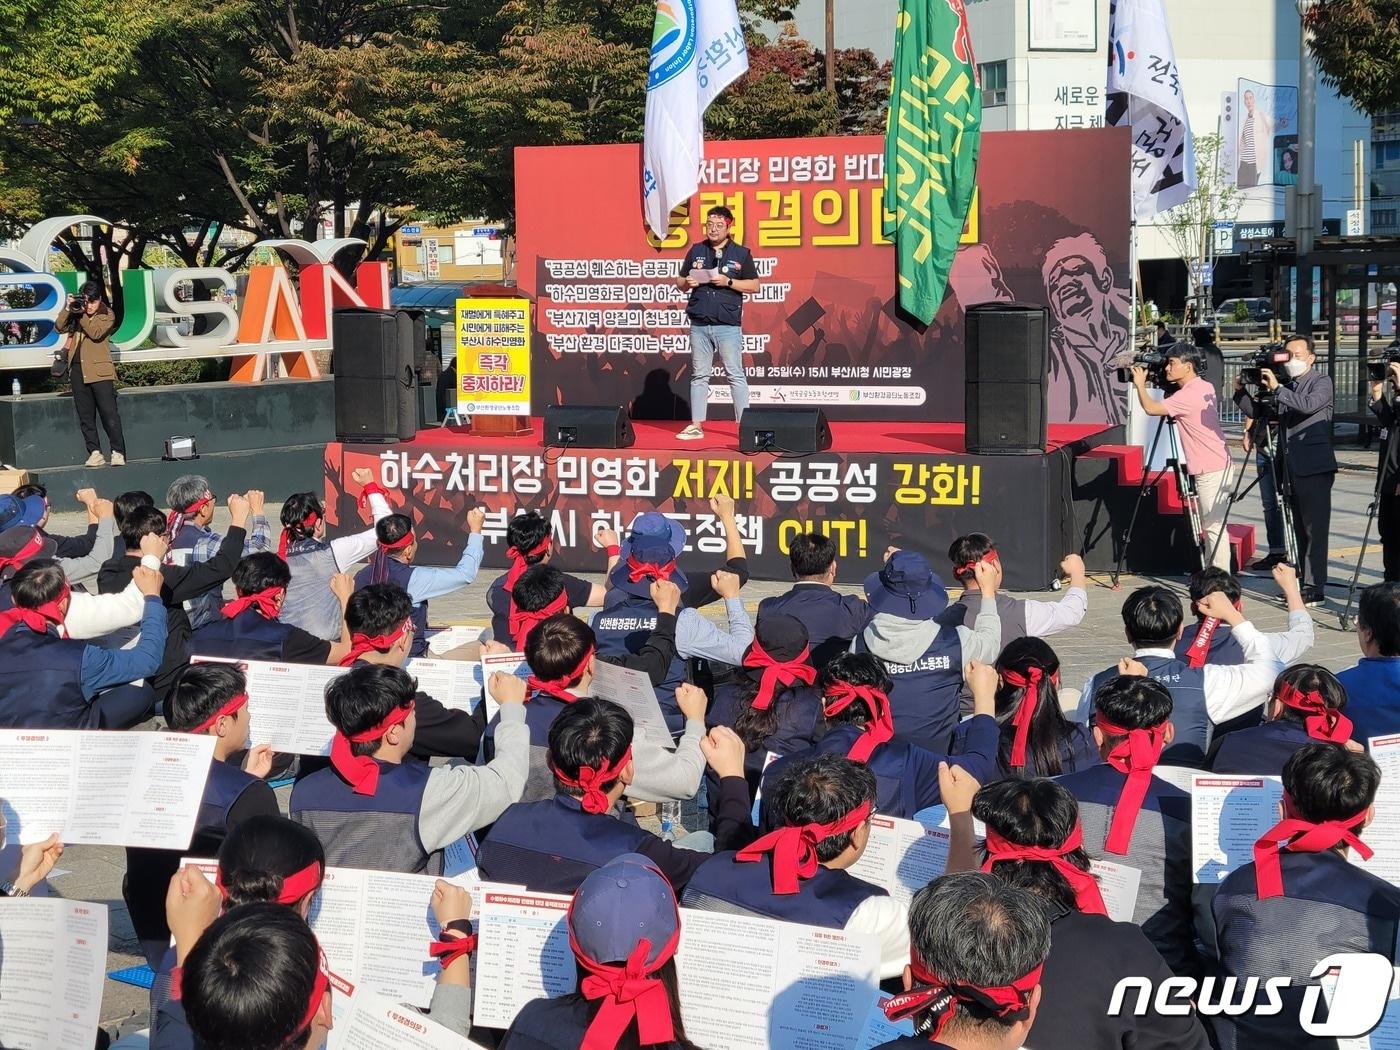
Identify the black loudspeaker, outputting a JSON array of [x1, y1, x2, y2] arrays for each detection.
[[739, 407, 832, 455], [543, 405, 636, 448], [965, 302, 1049, 454], [333, 308, 417, 443]]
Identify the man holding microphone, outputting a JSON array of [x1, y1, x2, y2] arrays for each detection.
[[1131, 343, 1234, 570]]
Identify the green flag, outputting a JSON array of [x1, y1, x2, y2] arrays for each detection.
[[882, 0, 982, 325]]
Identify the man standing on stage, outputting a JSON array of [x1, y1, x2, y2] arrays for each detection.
[[674, 205, 760, 441]]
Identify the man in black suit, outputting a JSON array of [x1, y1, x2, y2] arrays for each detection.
[[1235, 334, 1336, 606], [1369, 356, 1400, 581]]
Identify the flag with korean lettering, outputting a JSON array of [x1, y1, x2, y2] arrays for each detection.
[[882, 0, 982, 326], [642, 0, 749, 239], [1106, 0, 1196, 218]]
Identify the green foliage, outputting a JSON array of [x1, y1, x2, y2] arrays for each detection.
[[116, 359, 222, 388], [1160, 134, 1243, 310], [1307, 1, 1400, 116], [1232, 299, 1252, 322]]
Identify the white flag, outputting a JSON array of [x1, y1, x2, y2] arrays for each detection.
[[1106, 0, 1196, 219], [642, 0, 749, 239]]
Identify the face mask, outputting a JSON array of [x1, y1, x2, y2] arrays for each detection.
[[1284, 359, 1308, 378]]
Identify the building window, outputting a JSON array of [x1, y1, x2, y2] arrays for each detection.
[[979, 61, 1007, 107], [1375, 209, 1398, 229]]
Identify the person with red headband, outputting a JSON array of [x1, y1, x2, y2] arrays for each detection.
[[944, 534, 1088, 645], [278, 468, 394, 642], [855, 549, 1002, 753], [612, 501, 752, 611], [504, 564, 575, 652], [502, 853, 698, 1049], [684, 754, 911, 980], [1059, 675, 1198, 977], [291, 663, 528, 874], [1176, 563, 1313, 674], [164, 476, 273, 631], [761, 654, 999, 821], [0, 492, 118, 587], [1075, 584, 1278, 768], [479, 697, 753, 894], [940, 777, 1213, 1050], [871, 872, 1049, 1049], [1212, 743, 1400, 1048], [124, 663, 281, 966], [4, 483, 102, 558], [1211, 664, 1359, 774], [190, 552, 355, 666], [949, 638, 1097, 781], [354, 505, 487, 659], [0, 558, 167, 730], [757, 531, 871, 668], [485, 509, 619, 645], [595, 529, 751, 737]]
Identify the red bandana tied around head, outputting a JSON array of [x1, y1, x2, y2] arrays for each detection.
[[528, 647, 594, 703], [1001, 666, 1049, 770], [338, 618, 412, 666], [220, 586, 284, 621], [551, 746, 633, 814], [510, 590, 569, 651], [982, 822, 1108, 916], [572, 925, 682, 1050], [215, 858, 322, 906], [166, 492, 213, 541], [380, 529, 415, 552], [297, 948, 332, 1035], [329, 701, 415, 796], [190, 692, 248, 734], [743, 639, 816, 712], [1096, 714, 1168, 855], [1185, 616, 1221, 669], [1277, 682, 1353, 744], [735, 799, 873, 895], [0, 530, 46, 575], [954, 548, 999, 579], [626, 554, 676, 584], [881, 955, 1042, 1040], [504, 536, 551, 592], [1253, 799, 1372, 899], [822, 681, 894, 764], [278, 508, 322, 558], [0, 583, 69, 639]]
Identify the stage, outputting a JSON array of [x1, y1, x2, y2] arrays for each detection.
[[324, 419, 1129, 591]]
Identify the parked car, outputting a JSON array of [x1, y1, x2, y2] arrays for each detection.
[[1211, 297, 1274, 324]]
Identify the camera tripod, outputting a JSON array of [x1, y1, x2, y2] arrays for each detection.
[[1112, 412, 1208, 588], [1340, 390, 1395, 630], [1213, 407, 1301, 573]]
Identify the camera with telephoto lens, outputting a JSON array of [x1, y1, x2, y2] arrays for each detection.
[[1115, 346, 1169, 387], [67, 292, 88, 313], [1240, 343, 1291, 386], [1367, 343, 1400, 382]]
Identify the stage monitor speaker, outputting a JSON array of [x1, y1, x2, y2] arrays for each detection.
[[965, 302, 1049, 454], [739, 407, 832, 455], [543, 405, 635, 449], [334, 308, 417, 443]]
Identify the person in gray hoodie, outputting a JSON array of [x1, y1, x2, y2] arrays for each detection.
[[852, 549, 1000, 752]]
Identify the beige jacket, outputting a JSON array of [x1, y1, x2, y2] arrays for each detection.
[[65, 302, 117, 383]]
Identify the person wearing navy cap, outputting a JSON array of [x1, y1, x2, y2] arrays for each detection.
[[614, 496, 751, 609], [853, 549, 1001, 752], [6, 484, 101, 558]]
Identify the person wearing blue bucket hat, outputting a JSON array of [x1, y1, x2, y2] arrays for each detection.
[[613, 494, 752, 610], [853, 549, 1002, 752], [9, 483, 108, 560]]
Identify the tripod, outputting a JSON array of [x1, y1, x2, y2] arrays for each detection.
[[1211, 409, 1301, 572], [1340, 392, 1393, 630], [1112, 413, 1208, 588]]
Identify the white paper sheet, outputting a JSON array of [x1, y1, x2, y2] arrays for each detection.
[[329, 989, 487, 1049], [589, 659, 676, 748], [427, 624, 489, 656], [0, 730, 215, 848], [1089, 857, 1142, 923], [752, 750, 781, 825], [675, 907, 881, 1050], [471, 886, 575, 1029], [1359, 735, 1400, 885], [857, 992, 915, 1048], [0, 898, 107, 1050], [481, 652, 529, 724], [847, 814, 951, 908], [1191, 774, 1285, 883]]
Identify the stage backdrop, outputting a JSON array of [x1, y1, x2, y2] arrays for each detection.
[[516, 127, 1132, 427]]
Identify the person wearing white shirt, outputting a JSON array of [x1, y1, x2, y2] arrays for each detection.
[[1175, 563, 1313, 670]]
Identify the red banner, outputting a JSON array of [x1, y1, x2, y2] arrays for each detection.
[[516, 128, 1131, 426]]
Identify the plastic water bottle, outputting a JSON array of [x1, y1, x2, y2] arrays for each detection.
[[659, 800, 683, 842], [9, 378, 17, 398]]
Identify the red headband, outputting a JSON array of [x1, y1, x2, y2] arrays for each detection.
[[215, 858, 322, 906], [551, 746, 633, 814], [1000, 667, 1054, 770], [329, 701, 415, 796], [822, 681, 894, 764], [882, 955, 1042, 1039], [278, 508, 322, 558], [165, 492, 212, 539], [626, 554, 676, 584], [338, 618, 412, 666], [505, 536, 552, 591], [743, 639, 816, 712], [510, 591, 569, 651], [527, 647, 594, 703], [380, 529, 415, 552], [1277, 682, 1353, 744], [297, 948, 331, 1036], [1254, 799, 1372, 899], [190, 692, 249, 734], [0, 582, 70, 639], [1096, 714, 1168, 855], [954, 548, 999, 579], [0, 530, 47, 574], [220, 586, 285, 621], [735, 800, 873, 895], [982, 822, 1108, 916], [1185, 616, 1221, 669]]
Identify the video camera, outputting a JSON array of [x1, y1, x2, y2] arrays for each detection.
[[1115, 346, 1170, 388], [1368, 343, 1400, 382], [1240, 343, 1291, 386]]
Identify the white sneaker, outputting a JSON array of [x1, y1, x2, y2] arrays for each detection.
[[110, 452, 125, 466], [676, 424, 705, 441], [84, 450, 105, 467]]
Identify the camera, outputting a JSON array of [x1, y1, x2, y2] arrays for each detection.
[[1115, 346, 1170, 387], [67, 293, 88, 314], [1240, 343, 1291, 386], [1367, 343, 1400, 382]]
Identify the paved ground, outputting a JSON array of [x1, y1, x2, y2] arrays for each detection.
[[36, 429, 1390, 1037]]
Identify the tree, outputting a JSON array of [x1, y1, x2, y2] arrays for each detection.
[[1307, 0, 1400, 116], [1159, 133, 1243, 323]]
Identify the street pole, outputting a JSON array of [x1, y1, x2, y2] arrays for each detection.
[[825, 0, 836, 95], [1294, 0, 1318, 338]]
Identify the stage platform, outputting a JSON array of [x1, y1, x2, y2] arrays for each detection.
[[324, 419, 1160, 591]]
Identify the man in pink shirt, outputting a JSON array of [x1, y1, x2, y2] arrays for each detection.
[[1133, 345, 1234, 569]]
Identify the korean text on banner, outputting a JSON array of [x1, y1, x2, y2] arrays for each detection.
[[455, 297, 532, 416]]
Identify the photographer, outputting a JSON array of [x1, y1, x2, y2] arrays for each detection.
[[57, 279, 125, 467], [1235, 335, 1336, 606], [1131, 344, 1234, 570], [1369, 357, 1400, 581]]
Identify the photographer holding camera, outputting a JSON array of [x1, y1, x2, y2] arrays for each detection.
[[1131, 343, 1234, 570], [1368, 353, 1400, 581], [57, 279, 125, 467], [1235, 334, 1335, 605]]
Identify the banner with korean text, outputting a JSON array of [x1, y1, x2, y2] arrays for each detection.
[[455, 297, 533, 415]]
